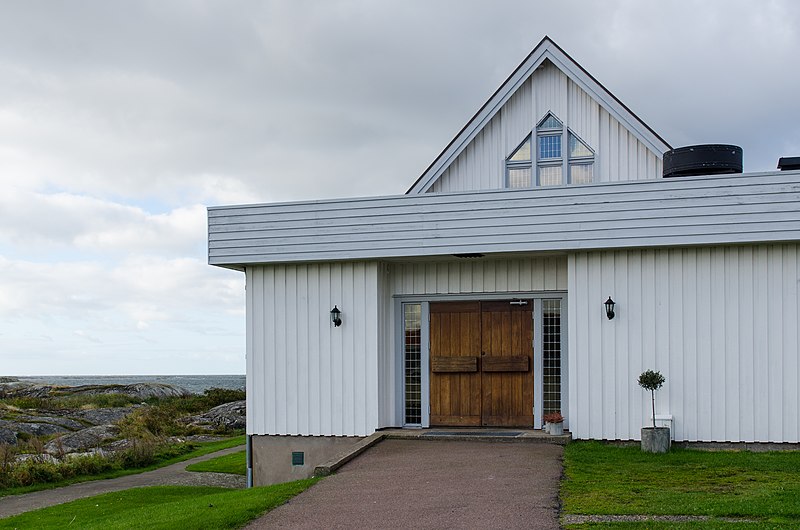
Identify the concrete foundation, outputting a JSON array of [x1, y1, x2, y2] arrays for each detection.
[[251, 435, 363, 486]]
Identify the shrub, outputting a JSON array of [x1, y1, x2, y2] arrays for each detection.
[[638, 370, 666, 429], [203, 387, 246, 408], [117, 438, 158, 468], [12, 460, 63, 486], [0, 443, 17, 488], [69, 454, 117, 476], [0, 397, 50, 410], [15, 431, 31, 443], [56, 393, 138, 409], [153, 442, 197, 461], [118, 406, 181, 440], [145, 387, 245, 416]]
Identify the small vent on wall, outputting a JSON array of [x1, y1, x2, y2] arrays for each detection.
[[453, 253, 485, 259], [291, 451, 304, 466]]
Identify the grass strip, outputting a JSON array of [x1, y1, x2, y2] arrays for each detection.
[[561, 441, 800, 525], [0, 436, 244, 498], [565, 522, 793, 529], [186, 450, 245, 475], [0, 479, 318, 529]]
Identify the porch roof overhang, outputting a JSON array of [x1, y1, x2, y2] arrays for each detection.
[[208, 170, 800, 270]]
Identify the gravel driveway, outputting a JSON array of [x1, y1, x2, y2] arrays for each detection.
[[247, 439, 563, 529]]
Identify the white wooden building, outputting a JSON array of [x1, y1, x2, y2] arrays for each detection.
[[208, 37, 800, 484]]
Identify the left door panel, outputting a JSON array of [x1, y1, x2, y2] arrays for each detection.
[[429, 301, 482, 426]]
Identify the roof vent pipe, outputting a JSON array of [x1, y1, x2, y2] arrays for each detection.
[[663, 144, 743, 178], [778, 157, 800, 171]]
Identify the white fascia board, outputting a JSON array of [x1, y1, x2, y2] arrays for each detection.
[[544, 50, 671, 157], [208, 170, 800, 267], [407, 44, 550, 195], [407, 38, 671, 195]]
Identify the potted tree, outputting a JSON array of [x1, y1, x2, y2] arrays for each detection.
[[638, 370, 670, 453], [543, 412, 564, 435]]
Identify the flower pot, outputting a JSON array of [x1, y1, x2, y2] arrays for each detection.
[[549, 422, 564, 436], [641, 427, 670, 453]]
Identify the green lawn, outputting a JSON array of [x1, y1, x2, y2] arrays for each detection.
[[0, 436, 245, 498], [186, 450, 246, 475], [0, 480, 318, 529], [562, 441, 800, 528]]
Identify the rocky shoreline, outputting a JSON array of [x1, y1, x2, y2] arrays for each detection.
[[0, 380, 245, 461]]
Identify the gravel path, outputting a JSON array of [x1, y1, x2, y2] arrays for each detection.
[[0, 444, 245, 519], [247, 439, 563, 530]]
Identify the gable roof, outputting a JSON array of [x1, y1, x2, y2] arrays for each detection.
[[407, 36, 672, 194]]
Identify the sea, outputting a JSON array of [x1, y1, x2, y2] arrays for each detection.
[[8, 375, 245, 395]]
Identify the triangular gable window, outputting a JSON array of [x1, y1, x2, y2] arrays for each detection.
[[568, 132, 593, 158], [508, 136, 531, 162], [538, 114, 562, 130], [506, 112, 595, 188]]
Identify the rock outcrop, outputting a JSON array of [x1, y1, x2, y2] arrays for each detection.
[[0, 427, 16, 445], [0, 419, 70, 438], [0, 382, 190, 400], [184, 400, 246, 431], [63, 383, 191, 400], [70, 407, 138, 426], [44, 425, 120, 455], [16, 414, 85, 431], [0, 382, 52, 399]]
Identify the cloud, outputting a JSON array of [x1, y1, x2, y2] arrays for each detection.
[[0, 0, 798, 375], [0, 254, 242, 322], [0, 189, 207, 257]]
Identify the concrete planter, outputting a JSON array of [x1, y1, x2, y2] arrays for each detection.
[[549, 422, 564, 436], [641, 427, 671, 453]]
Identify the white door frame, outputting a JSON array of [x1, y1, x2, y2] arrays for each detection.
[[395, 292, 567, 430]]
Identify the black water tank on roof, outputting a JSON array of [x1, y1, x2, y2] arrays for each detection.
[[663, 144, 743, 178]]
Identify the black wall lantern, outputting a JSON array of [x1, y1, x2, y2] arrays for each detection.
[[330, 305, 342, 327], [605, 296, 616, 320]]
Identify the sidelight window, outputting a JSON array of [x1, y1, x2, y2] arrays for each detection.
[[542, 299, 562, 416], [403, 303, 422, 425]]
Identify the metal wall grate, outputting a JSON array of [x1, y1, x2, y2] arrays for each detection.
[[542, 299, 562, 416], [404, 303, 422, 425]]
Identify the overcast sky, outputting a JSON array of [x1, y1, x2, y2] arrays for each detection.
[[1, 1, 798, 375]]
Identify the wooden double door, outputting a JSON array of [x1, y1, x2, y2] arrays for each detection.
[[430, 300, 534, 427]]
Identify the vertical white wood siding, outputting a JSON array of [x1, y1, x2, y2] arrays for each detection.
[[568, 245, 800, 443], [247, 262, 381, 437], [430, 61, 661, 193], [387, 257, 567, 294]]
